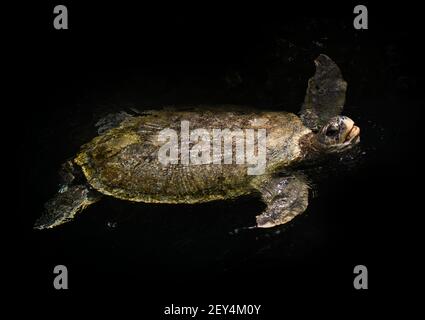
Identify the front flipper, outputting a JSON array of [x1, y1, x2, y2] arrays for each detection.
[[34, 184, 101, 230], [300, 54, 347, 131], [255, 175, 309, 228]]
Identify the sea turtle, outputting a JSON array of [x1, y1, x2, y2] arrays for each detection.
[[34, 54, 360, 230]]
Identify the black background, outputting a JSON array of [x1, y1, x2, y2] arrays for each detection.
[[13, 1, 422, 317]]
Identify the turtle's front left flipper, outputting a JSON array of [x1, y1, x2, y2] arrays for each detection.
[[34, 184, 101, 230], [300, 54, 347, 131], [255, 175, 309, 228]]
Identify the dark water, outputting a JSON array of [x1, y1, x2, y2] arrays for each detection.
[[16, 3, 422, 315]]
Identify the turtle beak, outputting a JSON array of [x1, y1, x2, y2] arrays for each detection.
[[341, 117, 360, 143]]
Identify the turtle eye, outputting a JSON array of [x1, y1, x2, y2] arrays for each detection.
[[325, 125, 339, 137]]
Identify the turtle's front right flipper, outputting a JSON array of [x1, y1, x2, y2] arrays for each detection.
[[34, 184, 101, 230], [255, 175, 309, 228]]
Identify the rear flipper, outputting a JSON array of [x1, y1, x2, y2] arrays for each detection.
[[34, 161, 101, 230], [95, 111, 133, 134], [34, 160, 102, 230], [255, 175, 309, 228], [34, 184, 101, 230]]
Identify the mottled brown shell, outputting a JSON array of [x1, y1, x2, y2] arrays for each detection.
[[74, 107, 311, 203]]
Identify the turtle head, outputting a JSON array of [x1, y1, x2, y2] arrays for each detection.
[[316, 116, 360, 152]]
